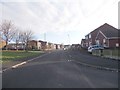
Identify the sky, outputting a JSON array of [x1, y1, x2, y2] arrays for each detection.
[[0, 0, 119, 45]]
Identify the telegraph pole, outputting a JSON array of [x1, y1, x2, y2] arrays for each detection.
[[118, 1, 120, 29], [68, 34, 70, 45]]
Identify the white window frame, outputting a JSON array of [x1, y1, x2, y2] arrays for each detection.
[[103, 39, 106, 43], [96, 40, 100, 45], [89, 34, 91, 38]]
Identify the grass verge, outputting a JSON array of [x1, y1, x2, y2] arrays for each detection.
[[1, 50, 44, 63]]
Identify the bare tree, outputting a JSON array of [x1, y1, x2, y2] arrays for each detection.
[[0, 20, 16, 50], [13, 29, 23, 50], [20, 30, 34, 51]]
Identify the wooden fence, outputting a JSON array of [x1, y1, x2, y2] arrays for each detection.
[[92, 48, 120, 60]]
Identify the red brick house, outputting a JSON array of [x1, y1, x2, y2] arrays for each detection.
[[55, 44, 60, 49], [47, 42, 56, 50], [7, 40, 41, 50], [7, 43, 25, 50], [39, 40, 63, 50], [95, 29, 120, 48], [84, 23, 120, 48], [28, 40, 41, 50], [39, 40, 47, 50]]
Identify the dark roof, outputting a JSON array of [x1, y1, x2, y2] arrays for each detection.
[[39, 40, 47, 43], [29, 40, 38, 42], [96, 23, 120, 38], [72, 44, 80, 45], [81, 39, 86, 42], [81, 39, 85, 41]]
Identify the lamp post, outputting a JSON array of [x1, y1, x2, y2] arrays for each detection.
[[68, 34, 70, 45], [44, 33, 46, 41]]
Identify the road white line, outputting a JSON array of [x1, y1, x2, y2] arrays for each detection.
[[67, 60, 73, 62], [2, 53, 50, 72], [12, 62, 26, 69]]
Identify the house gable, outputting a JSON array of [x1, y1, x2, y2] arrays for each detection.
[[95, 30, 107, 40]]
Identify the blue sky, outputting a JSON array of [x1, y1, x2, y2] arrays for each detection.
[[35, 30, 83, 44], [0, 0, 119, 45]]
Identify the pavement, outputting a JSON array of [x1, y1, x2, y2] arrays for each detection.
[[2, 49, 118, 88]]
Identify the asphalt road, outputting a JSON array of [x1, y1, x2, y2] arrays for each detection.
[[2, 49, 118, 88], [69, 49, 118, 69]]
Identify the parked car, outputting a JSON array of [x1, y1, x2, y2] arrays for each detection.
[[63, 47, 66, 50], [88, 45, 104, 53], [63, 47, 69, 50]]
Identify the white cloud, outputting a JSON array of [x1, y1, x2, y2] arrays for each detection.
[[0, 0, 119, 44]]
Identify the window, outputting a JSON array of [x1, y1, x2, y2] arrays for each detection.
[[89, 34, 91, 38], [89, 42, 92, 46], [85, 36, 88, 39], [96, 40, 100, 45], [103, 39, 106, 43], [86, 43, 88, 47], [116, 43, 119, 47]]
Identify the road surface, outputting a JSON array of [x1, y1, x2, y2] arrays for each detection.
[[2, 49, 118, 88]]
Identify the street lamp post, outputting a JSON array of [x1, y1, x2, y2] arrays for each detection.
[[44, 33, 46, 41], [68, 34, 70, 45]]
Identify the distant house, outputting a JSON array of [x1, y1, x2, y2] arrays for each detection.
[[39, 40, 47, 50], [7, 40, 41, 50], [84, 23, 120, 48], [55, 44, 58, 49], [39, 40, 62, 50], [55, 44, 61, 49], [7, 43, 25, 50], [28, 40, 41, 50], [71, 44, 80, 49], [47, 42, 51, 50], [47, 42, 56, 50], [64, 45, 71, 49], [81, 39, 86, 48], [0, 37, 6, 49], [60, 44, 64, 49]]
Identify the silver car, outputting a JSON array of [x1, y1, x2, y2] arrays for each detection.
[[88, 45, 104, 53]]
